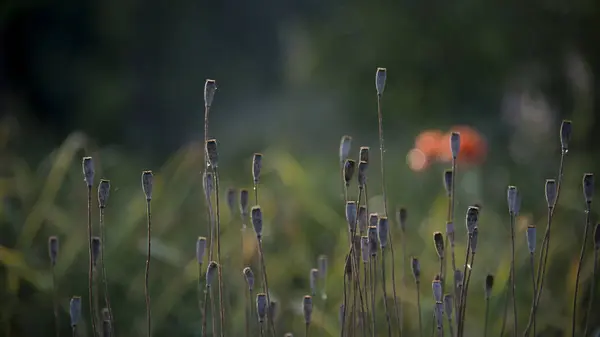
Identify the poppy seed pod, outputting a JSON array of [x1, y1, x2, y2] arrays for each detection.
[[369, 213, 378, 228], [375, 67, 387, 96], [256, 293, 267, 323], [91, 236, 101, 267], [48, 236, 59, 266], [309, 269, 319, 296], [206, 261, 218, 286], [377, 217, 389, 248], [443, 169, 453, 196], [357, 161, 368, 188], [252, 153, 263, 185], [339, 136, 352, 164], [484, 274, 494, 299], [470, 227, 479, 253], [526, 225, 536, 254], [433, 232, 444, 258], [205, 139, 219, 169], [243, 267, 255, 291], [432, 279, 442, 302], [346, 201, 358, 233], [343, 159, 356, 186], [444, 294, 453, 317], [70, 296, 82, 327], [204, 79, 217, 108], [251, 206, 263, 238], [361, 236, 369, 263], [358, 206, 368, 234], [98, 179, 110, 208], [507, 186, 518, 214], [411, 257, 421, 283], [545, 179, 557, 208], [446, 222, 455, 247], [303, 295, 313, 325], [318, 255, 328, 278], [466, 206, 479, 234], [196, 237, 207, 264], [239, 189, 249, 217], [450, 132, 461, 159], [359, 146, 370, 164], [368, 226, 378, 256], [560, 120, 572, 152], [141, 171, 153, 201], [397, 207, 407, 233], [583, 173, 594, 205], [82, 157, 94, 187]]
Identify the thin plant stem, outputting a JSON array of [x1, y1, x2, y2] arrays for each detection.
[[257, 239, 276, 337], [380, 249, 392, 337], [458, 253, 475, 337], [342, 271, 348, 337], [145, 199, 152, 337], [509, 213, 517, 337], [448, 318, 455, 337], [401, 230, 407, 335], [213, 169, 226, 337], [198, 264, 205, 331], [249, 289, 254, 337], [99, 207, 114, 336], [416, 281, 423, 337], [73, 326, 78, 337], [572, 206, 592, 337], [483, 298, 489, 337], [499, 276, 510, 337], [245, 286, 250, 337], [202, 287, 209, 337], [583, 249, 598, 337], [259, 323, 265, 337], [449, 160, 458, 319], [388, 232, 401, 332], [52, 267, 59, 337], [87, 186, 97, 336], [372, 256, 378, 337], [305, 323, 310, 337], [211, 288, 217, 337], [529, 253, 536, 336], [363, 259, 370, 337], [93, 269, 100, 336], [457, 235, 472, 330]]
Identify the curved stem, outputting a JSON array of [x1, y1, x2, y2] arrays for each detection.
[[213, 169, 225, 337], [572, 207, 592, 337], [342, 271, 347, 337], [197, 264, 204, 329], [211, 288, 217, 337], [458, 253, 475, 337]]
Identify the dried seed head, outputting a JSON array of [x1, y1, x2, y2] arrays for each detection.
[[443, 169, 453, 196], [318, 255, 328, 278], [226, 187, 236, 215], [397, 207, 407, 232], [346, 201, 358, 233], [251, 206, 263, 238], [485, 274, 494, 299], [239, 189, 249, 217], [377, 217, 389, 248], [204, 79, 217, 108], [583, 173, 594, 205], [357, 161, 368, 188], [203, 171, 214, 202], [432, 279, 442, 302], [411, 257, 421, 282], [466, 206, 479, 234], [469, 227, 479, 253], [256, 293, 267, 323], [359, 146, 370, 164], [102, 320, 111, 337], [303, 295, 313, 325], [98, 179, 110, 208], [450, 132, 461, 159], [70, 296, 82, 327], [206, 261, 218, 286], [243, 267, 255, 290], [433, 232, 444, 258], [91, 236, 101, 267], [443, 294, 453, 317], [446, 222, 455, 247], [454, 270, 464, 287], [141, 171, 153, 201], [360, 236, 369, 263], [205, 139, 219, 169], [252, 153, 263, 184], [560, 120, 572, 152], [82, 157, 95, 187], [375, 67, 387, 96], [594, 223, 600, 250], [545, 179, 557, 208], [48, 236, 59, 266], [358, 206, 368, 234], [507, 185, 519, 214], [339, 135, 352, 164], [343, 159, 356, 186], [196, 237, 207, 264], [434, 301, 444, 328], [368, 226, 379, 256], [309, 268, 319, 296], [526, 225, 536, 254]]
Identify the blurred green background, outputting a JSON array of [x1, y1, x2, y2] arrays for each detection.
[[1, 0, 600, 336]]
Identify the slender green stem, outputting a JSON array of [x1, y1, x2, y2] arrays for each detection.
[[483, 299, 489, 337], [369, 256, 376, 337], [87, 186, 97, 336], [249, 289, 254, 337], [380, 249, 392, 337], [458, 253, 475, 337], [457, 235, 472, 332], [499, 275, 510, 337], [257, 239, 276, 337], [211, 288, 217, 337], [202, 287, 209, 337], [197, 264, 204, 329], [342, 271, 348, 337], [245, 286, 250, 337], [52, 267, 59, 337], [144, 200, 152, 337], [259, 323, 265, 337], [93, 269, 100, 335], [305, 323, 310, 337], [416, 281, 423, 337], [572, 206, 592, 337], [509, 213, 517, 337], [99, 207, 114, 336], [447, 317, 455, 337], [73, 326, 78, 337], [583, 249, 598, 337], [529, 253, 536, 336], [401, 230, 407, 335], [213, 169, 226, 337]]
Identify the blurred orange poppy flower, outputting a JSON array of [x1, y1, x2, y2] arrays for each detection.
[[415, 129, 444, 158], [438, 126, 487, 165]]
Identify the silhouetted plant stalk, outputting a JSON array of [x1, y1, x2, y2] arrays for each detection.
[[98, 179, 114, 336], [244, 267, 255, 337], [524, 120, 571, 337], [458, 228, 477, 337], [368, 225, 378, 337], [432, 279, 443, 336], [303, 296, 313, 337], [82, 157, 98, 335], [92, 236, 102, 335], [507, 186, 519, 336], [457, 206, 477, 332], [572, 173, 594, 336], [48, 236, 60, 337], [202, 171, 217, 336], [361, 236, 370, 334], [196, 237, 207, 329], [448, 133, 460, 320], [583, 224, 600, 336], [252, 205, 276, 337], [483, 275, 494, 337], [376, 217, 392, 337], [70, 296, 82, 337], [397, 207, 407, 335], [412, 257, 423, 337], [141, 171, 153, 337], [526, 225, 536, 335], [341, 259, 349, 337]]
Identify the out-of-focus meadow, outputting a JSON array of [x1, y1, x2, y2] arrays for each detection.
[[1, 0, 600, 336]]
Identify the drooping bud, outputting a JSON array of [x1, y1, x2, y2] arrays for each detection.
[[70, 296, 82, 327], [252, 153, 263, 185], [432, 279, 442, 302], [343, 159, 356, 186], [226, 187, 236, 215], [433, 232, 444, 258], [411, 257, 421, 283], [526, 225, 536, 254], [91, 236, 101, 267], [339, 136, 352, 164], [443, 169, 453, 196], [318, 255, 327, 279], [346, 201, 357, 233], [243, 267, 255, 291], [375, 67, 387, 96], [484, 274, 494, 300], [361, 236, 369, 263], [560, 120, 572, 152], [256, 293, 267, 323], [98, 179, 110, 208], [377, 217, 389, 248], [251, 206, 263, 238], [397, 207, 407, 233], [359, 146, 370, 164], [470, 227, 479, 253], [358, 206, 368, 234], [240, 189, 249, 217], [303, 295, 313, 325], [48, 236, 59, 266], [309, 269, 319, 296], [583, 173, 594, 206], [368, 226, 378, 256], [141, 171, 153, 201], [450, 132, 461, 159], [446, 222, 455, 247], [204, 79, 217, 108], [206, 261, 218, 286], [545, 179, 557, 208], [196, 237, 207, 264], [357, 161, 368, 188], [466, 206, 479, 234]]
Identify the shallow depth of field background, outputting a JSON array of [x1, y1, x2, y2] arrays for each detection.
[[1, 1, 600, 336]]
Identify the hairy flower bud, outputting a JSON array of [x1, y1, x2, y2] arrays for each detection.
[[204, 79, 217, 108], [443, 169, 453, 196], [433, 231, 444, 258], [484, 274, 494, 300], [346, 201, 357, 233], [377, 217, 389, 248], [70, 296, 82, 327], [256, 293, 267, 323], [252, 153, 263, 185], [206, 261, 218, 286], [397, 207, 407, 232], [583, 173, 594, 206], [303, 295, 313, 325], [411, 257, 421, 282], [466, 206, 479, 234]]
